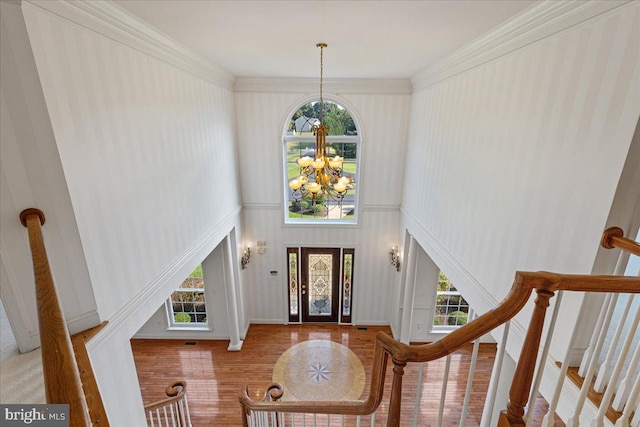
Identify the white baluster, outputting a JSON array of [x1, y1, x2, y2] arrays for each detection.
[[579, 294, 612, 377], [632, 399, 640, 427], [437, 355, 452, 427], [579, 248, 629, 380], [327, 414, 330, 426], [460, 337, 480, 427], [614, 344, 640, 411], [370, 411, 376, 427], [162, 406, 169, 427], [313, 413, 317, 427], [567, 294, 618, 427], [615, 368, 640, 427], [177, 402, 183, 426], [541, 301, 592, 427], [526, 291, 564, 426], [169, 403, 176, 427], [613, 322, 640, 410], [594, 295, 636, 392], [356, 415, 361, 427], [413, 362, 425, 427], [591, 306, 640, 426], [184, 394, 192, 427], [578, 294, 618, 378], [341, 414, 345, 427], [149, 411, 155, 427], [179, 403, 185, 427], [481, 322, 510, 427]]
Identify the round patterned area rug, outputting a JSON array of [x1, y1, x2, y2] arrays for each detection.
[[272, 340, 366, 401]]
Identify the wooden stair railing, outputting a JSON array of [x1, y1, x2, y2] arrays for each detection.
[[238, 228, 640, 427], [601, 226, 640, 256], [21, 208, 194, 427], [143, 380, 192, 426], [20, 208, 110, 427], [20, 208, 92, 427], [71, 322, 109, 426]]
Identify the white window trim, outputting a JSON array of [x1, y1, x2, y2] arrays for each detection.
[[432, 289, 471, 331], [165, 288, 211, 330], [282, 105, 362, 226]]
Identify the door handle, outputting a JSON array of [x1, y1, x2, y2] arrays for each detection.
[[302, 283, 306, 295]]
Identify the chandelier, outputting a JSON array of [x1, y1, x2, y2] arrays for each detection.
[[288, 43, 350, 205]]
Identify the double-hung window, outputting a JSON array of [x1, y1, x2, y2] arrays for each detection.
[[433, 271, 470, 328], [167, 265, 208, 328]]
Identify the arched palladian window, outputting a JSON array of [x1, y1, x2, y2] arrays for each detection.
[[283, 100, 360, 223]]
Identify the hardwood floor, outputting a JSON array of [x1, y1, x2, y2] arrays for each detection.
[[131, 324, 564, 426]]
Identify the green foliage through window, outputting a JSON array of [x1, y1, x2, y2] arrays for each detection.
[[169, 264, 208, 325], [289, 101, 357, 136], [434, 271, 470, 327], [284, 100, 360, 222]]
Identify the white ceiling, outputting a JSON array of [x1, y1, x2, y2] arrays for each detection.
[[114, 0, 535, 79]]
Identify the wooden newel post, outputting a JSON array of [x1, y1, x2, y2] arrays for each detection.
[[19, 209, 91, 427], [386, 359, 406, 427], [498, 288, 554, 427]]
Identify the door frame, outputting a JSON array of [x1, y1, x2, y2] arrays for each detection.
[[300, 247, 341, 323]]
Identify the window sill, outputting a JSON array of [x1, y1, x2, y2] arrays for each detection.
[[166, 325, 211, 332], [283, 219, 359, 228], [431, 326, 463, 333]]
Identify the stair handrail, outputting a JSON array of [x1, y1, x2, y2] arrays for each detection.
[[601, 226, 640, 256], [19, 208, 91, 427], [143, 380, 189, 412], [143, 381, 191, 427], [239, 241, 639, 426]]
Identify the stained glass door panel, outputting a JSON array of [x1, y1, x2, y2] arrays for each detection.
[[301, 248, 340, 322]]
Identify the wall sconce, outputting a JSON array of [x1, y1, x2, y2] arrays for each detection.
[[390, 246, 400, 272], [241, 246, 251, 269]]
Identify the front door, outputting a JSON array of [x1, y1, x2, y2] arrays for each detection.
[[301, 247, 341, 322]]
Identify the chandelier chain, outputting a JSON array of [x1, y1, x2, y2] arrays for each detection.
[[319, 44, 324, 122], [288, 43, 350, 209]]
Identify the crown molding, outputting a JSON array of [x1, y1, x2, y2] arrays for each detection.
[[23, 0, 234, 89], [411, 0, 634, 91], [235, 77, 412, 94]]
